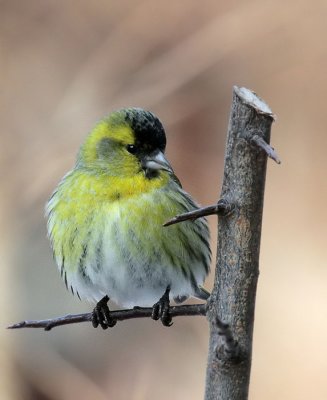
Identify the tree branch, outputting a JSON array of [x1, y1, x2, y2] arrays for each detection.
[[7, 304, 206, 331], [204, 86, 276, 400], [163, 199, 235, 227]]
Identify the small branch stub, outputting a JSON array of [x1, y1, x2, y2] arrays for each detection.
[[215, 318, 240, 361], [251, 135, 281, 164], [163, 199, 234, 227]]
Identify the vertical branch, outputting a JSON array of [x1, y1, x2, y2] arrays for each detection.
[[205, 87, 276, 400]]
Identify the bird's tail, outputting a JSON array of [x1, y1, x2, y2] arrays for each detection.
[[193, 286, 210, 301]]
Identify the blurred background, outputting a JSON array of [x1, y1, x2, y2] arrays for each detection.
[[1, 0, 327, 399]]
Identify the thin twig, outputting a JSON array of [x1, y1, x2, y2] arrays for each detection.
[[163, 199, 234, 227], [251, 134, 281, 164], [7, 304, 206, 331]]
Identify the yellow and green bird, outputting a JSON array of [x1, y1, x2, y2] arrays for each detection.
[[46, 108, 211, 327]]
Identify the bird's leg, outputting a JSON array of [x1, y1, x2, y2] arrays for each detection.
[[151, 286, 173, 327], [92, 295, 117, 329]]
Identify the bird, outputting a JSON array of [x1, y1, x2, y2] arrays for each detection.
[[46, 108, 211, 328]]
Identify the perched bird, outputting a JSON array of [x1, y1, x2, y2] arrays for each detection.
[[46, 108, 211, 327]]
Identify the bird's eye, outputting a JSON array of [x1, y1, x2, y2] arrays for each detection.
[[126, 144, 137, 154]]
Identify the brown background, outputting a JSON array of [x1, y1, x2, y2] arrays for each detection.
[[1, 1, 327, 399]]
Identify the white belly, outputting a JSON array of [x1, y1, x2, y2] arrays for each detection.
[[68, 236, 205, 307]]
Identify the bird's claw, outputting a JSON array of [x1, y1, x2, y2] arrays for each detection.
[[151, 286, 173, 327], [92, 295, 117, 329]]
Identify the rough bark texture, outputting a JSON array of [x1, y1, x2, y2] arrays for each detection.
[[204, 86, 275, 400]]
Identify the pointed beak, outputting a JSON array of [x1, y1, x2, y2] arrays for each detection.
[[142, 151, 173, 173]]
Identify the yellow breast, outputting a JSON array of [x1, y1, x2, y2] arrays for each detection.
[[46, 168, 172, 271]]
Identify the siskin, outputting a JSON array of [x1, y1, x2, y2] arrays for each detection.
[[46, 108, 211, 327]]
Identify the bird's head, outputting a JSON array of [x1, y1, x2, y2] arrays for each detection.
[[77, 108, 173, 178]]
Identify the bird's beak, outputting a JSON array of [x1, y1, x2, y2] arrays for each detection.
[[142, 151, 173, 173]]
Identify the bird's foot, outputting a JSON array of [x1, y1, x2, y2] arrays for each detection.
[[151, 286, 173, 327], [92, 295, 117, 329]]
